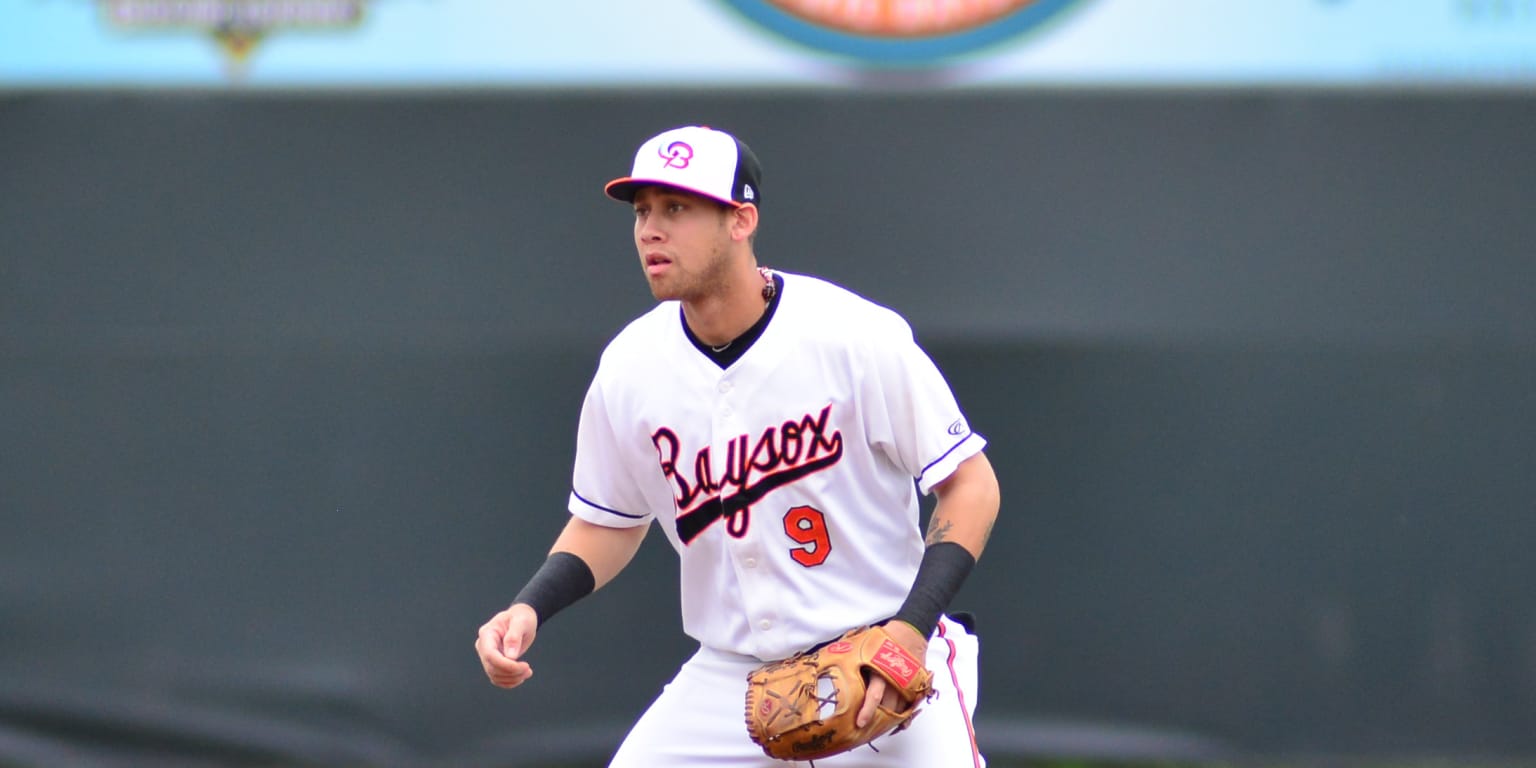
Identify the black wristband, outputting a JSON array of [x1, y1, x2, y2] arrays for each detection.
[[512, 551, 595, 627], [890, 542, 976, 639]]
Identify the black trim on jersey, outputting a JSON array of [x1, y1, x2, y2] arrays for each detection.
[[674, 443, 843, 544], [682, 273, 784, 369], [571, 488, 646, 520], [918, 433, 981, 486]]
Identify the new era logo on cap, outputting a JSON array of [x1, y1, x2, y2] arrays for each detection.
[[605, 126, 762, 208]]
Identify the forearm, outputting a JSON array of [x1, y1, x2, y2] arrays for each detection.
[[891, 452, 1000, 636], [549, 515, 649, 589], [924, 451, 1000, 559], [514, 516, 648, 625]]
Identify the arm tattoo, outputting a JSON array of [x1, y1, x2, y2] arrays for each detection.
[[925, 518, 954, 546]]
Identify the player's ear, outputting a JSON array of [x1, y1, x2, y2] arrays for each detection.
[[729, 203, 759, 243]]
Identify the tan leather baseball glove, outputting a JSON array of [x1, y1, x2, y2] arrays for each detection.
[[745, 624, 935, 762]]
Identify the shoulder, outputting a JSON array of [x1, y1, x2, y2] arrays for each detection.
[[594, 302, 678, 375], [778, 271, 914, 342]]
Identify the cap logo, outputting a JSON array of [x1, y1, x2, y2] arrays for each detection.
[[658, 140, 693, 169], [743, 184, 755, 201]]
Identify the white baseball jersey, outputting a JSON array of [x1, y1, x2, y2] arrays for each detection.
[[568, 271, 986, 661]]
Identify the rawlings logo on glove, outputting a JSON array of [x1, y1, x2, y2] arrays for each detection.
[[744, 624, 935, 762]]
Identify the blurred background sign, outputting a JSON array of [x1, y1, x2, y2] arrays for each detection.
[[3, 0, 1536, 88]]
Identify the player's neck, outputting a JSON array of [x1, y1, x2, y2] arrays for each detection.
[[681, 263, 773, 348]]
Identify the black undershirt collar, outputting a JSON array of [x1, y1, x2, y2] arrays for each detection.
[[682, 273, 784, 369]]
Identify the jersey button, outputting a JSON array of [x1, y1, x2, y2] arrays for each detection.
[[721, 405, 733, 417], [743, 557, 757, 569], [718, 380, 733, 393], [759, 619, 772, 631]]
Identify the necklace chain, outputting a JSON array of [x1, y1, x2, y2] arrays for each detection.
[[707, 267, 774, 354]]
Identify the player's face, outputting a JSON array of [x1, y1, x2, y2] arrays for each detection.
[[631, 186, 735, 303]]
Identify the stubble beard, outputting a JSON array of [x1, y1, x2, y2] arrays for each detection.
[[645, 236, 735, 304]]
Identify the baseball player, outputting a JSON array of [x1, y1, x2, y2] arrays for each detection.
[[475, 125, 1000, 766]]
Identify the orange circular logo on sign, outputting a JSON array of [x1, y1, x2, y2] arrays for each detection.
[[767, 0, 1038, 38], [721, 0, 1082, 64]]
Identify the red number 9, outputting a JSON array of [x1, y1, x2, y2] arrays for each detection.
[[783, 506, 831, 567]]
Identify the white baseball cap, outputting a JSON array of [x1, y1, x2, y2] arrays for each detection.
[[605, 126, 762, 208]]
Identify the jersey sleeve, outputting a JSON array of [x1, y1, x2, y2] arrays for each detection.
[[568, 374, 654, 528], [862, 316, 987, 495]]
